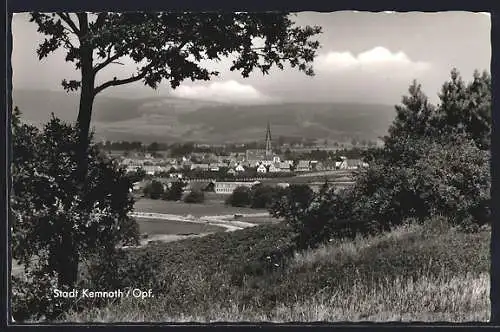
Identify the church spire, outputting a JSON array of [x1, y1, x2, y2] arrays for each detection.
[[265, 120, 272, 160]]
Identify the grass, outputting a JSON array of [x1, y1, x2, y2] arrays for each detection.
[[63, 219, 491, 323], [134, 198, 266, 217], [136, 218, 225, 235]]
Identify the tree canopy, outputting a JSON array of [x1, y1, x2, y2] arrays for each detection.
[[30, 12, 322, 96]]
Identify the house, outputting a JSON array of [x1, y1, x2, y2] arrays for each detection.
[[268, 163, 280, 173], [142, 165, 162, 175], [227, 168, 237, 176], [209, 164, 220, 172], [257, 164, 267, 173], [295, 160, 311, 172], [260, 159, 274, 167], [278, 162, 292, 172], [214, 181, 261, 194], [235, 164, 245, 172], [126, 165, 141, 173], [338, 159, 365, 170], [190, 163, 210, 171], [169, 172, 183, 179]]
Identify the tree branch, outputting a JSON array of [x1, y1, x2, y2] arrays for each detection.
[[94, 65, 153, 95], [57, 13, 80, 36], [93, 52, 122, 73]]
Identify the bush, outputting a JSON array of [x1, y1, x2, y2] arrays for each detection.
[[250, 184, 284, 209], [126, 168, 146, 183], [273, 71, 491, 249], [162, 181, 186, 201], [351, 135, 490, 230], [143, 180, 164, 199], [184, 190, 205, 204], [11, 111, 139, 321], [225, 186, 253, 207]]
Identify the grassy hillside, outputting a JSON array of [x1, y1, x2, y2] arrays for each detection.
[[64, 220, 490, 322], [13, 89, 395, 143]]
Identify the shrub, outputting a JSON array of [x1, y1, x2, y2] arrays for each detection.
[[351, 135, 490, 230], [11, 111, 139, 321], [225, 186, 253, 207], [184, 190, 205, 204], [250, 184, 284, 209], [276, 70, 491, 248], [143, 180, 164, 199], [162, 181, 186, 201], [126, 168, 146, 183]]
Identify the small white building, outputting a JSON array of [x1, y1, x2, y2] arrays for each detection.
[[268, 163, 280, 173], [214, 181, 261, 194], [257, 164, 267, 173], [296, 160, 311, 172], [235, 164, 245, 172], [338, 159, 365, 170], [190, 163, 210, 171], [278, 162, 292, 172]]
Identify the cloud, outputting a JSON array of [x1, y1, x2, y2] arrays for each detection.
[[170, 80, 275, 104], [315, 46, 430, 74]]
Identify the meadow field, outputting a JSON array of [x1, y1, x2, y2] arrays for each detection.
[[66, 218, 490, 323], [133, 197, 267, 217], [136, 218, 226, 235]]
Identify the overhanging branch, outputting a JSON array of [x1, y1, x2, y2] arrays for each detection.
[[93, 52, 122, 73], [94, 65, 153, 95]]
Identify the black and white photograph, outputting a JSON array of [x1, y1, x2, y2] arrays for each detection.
[[9, 10, 492, 323]]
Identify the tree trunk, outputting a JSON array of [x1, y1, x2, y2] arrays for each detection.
[[76, 45, 95, 186], [57, 14, 95, 287], [56, 239, 80, 288]]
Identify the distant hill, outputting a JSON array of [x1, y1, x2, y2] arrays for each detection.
[[12, 89, 397, 143]]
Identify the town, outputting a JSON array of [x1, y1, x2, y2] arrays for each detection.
[[101, 122, 371, 196]]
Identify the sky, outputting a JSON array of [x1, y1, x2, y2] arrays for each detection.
[[11, 11, 491, 105]]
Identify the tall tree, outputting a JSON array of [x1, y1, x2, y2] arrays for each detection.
[[29, 12, 321, 287], [436, 68, 491, 150], [30, 12, 321, 182]]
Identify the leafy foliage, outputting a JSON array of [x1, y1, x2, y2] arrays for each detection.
[[183, 190, 205, 204], [272, 69, 491, 249], [143, 180, 164, 200], [250, 184, 286, 209], [436, 69, 491, 150], [11, 110, 139, 321], [225, 186, 253, 207], [162, 180, 186, 201], [126, 168, 146, 183], [30, 12, 322, 94]]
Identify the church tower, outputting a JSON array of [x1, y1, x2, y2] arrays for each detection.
[[265, 121, 272, 160]]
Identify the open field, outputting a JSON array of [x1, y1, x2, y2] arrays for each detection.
[[134, 198, 267, 217], [65, 220, 490, 322], [238, 215, 281, 224], [137, 218, 225, 235]]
